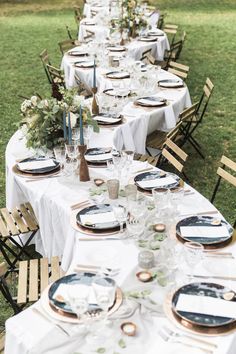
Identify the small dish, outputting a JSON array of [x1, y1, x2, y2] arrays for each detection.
[[94, 178, 105, 187], [121, 322, 137, 336], [136, 271, 153, 282], [153, 223, 166, 232]]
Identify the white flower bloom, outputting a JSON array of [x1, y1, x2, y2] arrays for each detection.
[[73, 95, 85, 107], [21, 99, 32, 113], [66, 112, 78, 128], [43, 99, 49, 108], [30, 96, 38, 106]]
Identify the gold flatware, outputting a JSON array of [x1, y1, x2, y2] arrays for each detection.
[[70, 200, 90, 211], [163, 326, 217, 348], [132, 167, 154, 174]]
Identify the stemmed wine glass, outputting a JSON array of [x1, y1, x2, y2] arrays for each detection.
[[66, 285, 90, 332], [184, 241, 204, 281], [65, 144, 79, 175], [53, 146, 66, 176], [112, 204, 127, 235]]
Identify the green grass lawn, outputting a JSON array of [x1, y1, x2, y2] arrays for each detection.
[[0, 0, 236, 331]]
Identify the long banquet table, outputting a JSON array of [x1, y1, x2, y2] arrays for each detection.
[[4, 142, 236, 353]]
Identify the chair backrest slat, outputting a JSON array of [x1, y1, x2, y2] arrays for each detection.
[[51, 256, 61, 283], [221, 155, 236, 171], [217, 167, 236, 187], [0, 214, 10, 237], [40, 258, 49, 293], [11, 208, 29, 233], [28, 259, 39, 302], [17, 261, 28, 304], [0, 208, 19, 235], [0, 262, 7, 277], [19, 204, 38, 231], [162, 148, 184, 172], [58, 39, 77, 55], [165, 138, 188, 161], [168, 68, 188, 79]]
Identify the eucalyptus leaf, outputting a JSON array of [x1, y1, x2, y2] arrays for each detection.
[[118, 339, 126, 349], [96, 348, 106, 353]]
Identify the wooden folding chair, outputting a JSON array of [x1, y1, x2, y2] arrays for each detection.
[[0, 257, 62, 314], [39, 49, 52, 84], [157, 138, 189, 181], [211, 156, 236, 228], [74, 73, 93, 97], [46, 64, 65, 99], [0, 203, 39, 274], [133, 153, 158, 167], [182, 78, 214, 158], [140, 48, 152, 62], [146, 120, 184, 156], [163, 26, 178, 46], [0, 331, 4, 354], [58, 39, 77, 55], [157, 13, 166, 29], [162, 31, 186, 68], [167, 61, 189, 81]]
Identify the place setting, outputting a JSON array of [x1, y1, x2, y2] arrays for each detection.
[[92, 113, 124, 127], [175, 215, 234, 249], [134, 96, 167, 108], [134, 170, 181, 194], [67, 49, 89, 57], [105, 71, 130, 80], [84, 147, 113, 167], [73, 59, 95, 68], [138, 36, 158, 42], [158, 78, 185, 89], [40, 271, 122, 323], [12, 156, 61, 179]]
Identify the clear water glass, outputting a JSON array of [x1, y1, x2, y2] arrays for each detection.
[[184, 241, 204, 280], [53, 146, 66, 174], [152, 188, 170, 213], [113, 204, 127, 234]]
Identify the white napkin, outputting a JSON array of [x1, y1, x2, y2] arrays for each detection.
[[85, 152, 112, 161], [17, 159, 55, 171], [107, 72, 129, 79], [80, 211, 116, 225], [159, 80, 183, 87], [93, 115, 121, 123], [52, 283, 95, 303], [137, 175, 176, 188], [137, 98, 164, 106], [176, 293, 236, 318], [180, 225, 229, 238], [75, 61, 94, 67]]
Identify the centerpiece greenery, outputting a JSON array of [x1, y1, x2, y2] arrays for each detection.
[[119, 0, 147, 38], [20, 88, 99, 149]]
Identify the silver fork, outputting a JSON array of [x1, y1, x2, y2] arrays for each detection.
[[159, 329, 214, 354], [74, 264, 120, 277], [163, 326, 217, 349]]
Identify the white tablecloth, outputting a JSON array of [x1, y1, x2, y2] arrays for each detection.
[[5, 129, 236, 354]]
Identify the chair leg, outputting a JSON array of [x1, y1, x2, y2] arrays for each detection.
[[187, 136, 205, 159], [0, 275, 21, 314]]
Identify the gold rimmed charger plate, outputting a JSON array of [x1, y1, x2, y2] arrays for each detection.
[[12, 164, 61, 178], [163, 288, 236, 336], [97, 116, 126, 128], [70, 209, 121, 236], [40, 285, 123, 324]]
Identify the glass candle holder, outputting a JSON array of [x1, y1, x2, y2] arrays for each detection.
[[138, 250, 155, 269]]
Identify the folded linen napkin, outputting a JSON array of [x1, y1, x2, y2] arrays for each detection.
[[85, 153, 112, 161], [80, 211, 116, 225], [176, 293, 236, 318], [17, 159, 56, 171], [180, 225, 229, 238], [137, 175, 176, 188]]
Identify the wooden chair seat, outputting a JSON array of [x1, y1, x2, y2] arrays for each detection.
[[134, 153, 158, 167], [146, 130, 168, 150], [0, 203, 39, 272], [0, 257, 62, 314]]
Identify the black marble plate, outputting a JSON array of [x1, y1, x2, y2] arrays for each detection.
[[158, 79, 184, 88], [106, 71, 130, 79], [76, 204, 122, 231], [135, 96, 166, 107], [93, 113, 122, 125], [139, 36, 158, 42], [172, 282, 236, 327], [17, 157, 60, 174], [85, 147, 112, 164], [74, 60, 94, 68], [134, 171, 180, 191], [103, 88, 130, 97], [48, 272, 99, 314], [176, 216, 233, 246]]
